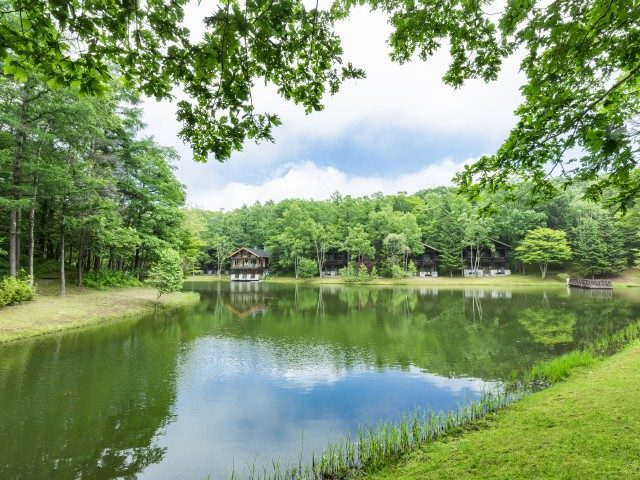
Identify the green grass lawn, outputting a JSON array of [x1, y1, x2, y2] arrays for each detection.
[[359, 341, 640, 480], [188, 269, 640, 288], [188, 273, 565, 287], [0, 280, 199, 344]]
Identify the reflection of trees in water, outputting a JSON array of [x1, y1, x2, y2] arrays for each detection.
[[186, 283, 640, 381], [0, 317, 183, 479], [189, 281, 640, 375], [518, 308, 577, 346]]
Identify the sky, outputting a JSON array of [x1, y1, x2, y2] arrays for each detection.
[[142, 2, 524, 211]]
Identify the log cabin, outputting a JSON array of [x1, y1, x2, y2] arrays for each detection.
[[462, 239, 512, 277], [229, 247, 269, 281], [322, 249, 348, 276], [409, 245, 439, 277]]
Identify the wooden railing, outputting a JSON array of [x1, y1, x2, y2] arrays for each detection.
[[568, 278, 613, 289]]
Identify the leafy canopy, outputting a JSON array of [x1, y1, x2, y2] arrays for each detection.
[[147, 248, 184, 298], [516, 228, 572, 278], [3, 1, 638, 207]]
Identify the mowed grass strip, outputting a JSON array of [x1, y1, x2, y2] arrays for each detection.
[[0, 281, 199, 344], [360, 341, 640, 480]]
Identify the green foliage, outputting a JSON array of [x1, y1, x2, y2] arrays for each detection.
[[146, 249, 184, 298], [341, 262, 376, 283], [572, 212, 627, 277], [556, 273, 569, 283], [343, 225, 375, 262], [528, 351, 594, 385], [0, 74, 189, 290], [516, 228, 572, 278], [297, 257, 318, 278], [407, 261, 417, 277], [83, 270, 141, 290], [5, 0, 639, 210], [0, 276, 36, 308], [1, 0, 364, 163]]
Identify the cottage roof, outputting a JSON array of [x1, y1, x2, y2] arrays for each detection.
[[228, 247, 269, 258], [491, 239, 512, 248]]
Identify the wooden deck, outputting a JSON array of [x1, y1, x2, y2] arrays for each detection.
[[568, 278, 613, 290]]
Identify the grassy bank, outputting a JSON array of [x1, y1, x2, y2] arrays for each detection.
[[360, 341, 640, 480], [0, 280, 200, 344], [188, 273, 562, 287], [188, 269, 640, 288]]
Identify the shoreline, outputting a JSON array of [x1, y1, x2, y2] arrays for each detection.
[[0, 284, 200, 345], [358, 339, 640, 480], [187, 272, 640, 288]]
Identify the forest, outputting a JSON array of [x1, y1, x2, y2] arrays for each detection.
[[1, 71, 639, 295], [189, 180, 640, 279], [0, 74, 201, 298]]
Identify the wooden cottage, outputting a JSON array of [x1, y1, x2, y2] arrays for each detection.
[[409, 245, 439, 277], [322, 249, 348, 276], [463, 239, 511, 277], [229, 247, 269, 281]]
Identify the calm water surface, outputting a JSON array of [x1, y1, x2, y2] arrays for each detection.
[[1, 282, 639, 479]]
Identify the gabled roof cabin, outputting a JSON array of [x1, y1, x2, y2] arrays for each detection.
[[229, 247, 269, 281]]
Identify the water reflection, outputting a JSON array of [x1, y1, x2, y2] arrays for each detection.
[[0, 283, 638, 479]]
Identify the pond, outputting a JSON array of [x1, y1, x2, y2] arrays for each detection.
[[1, 282, 639, 479]]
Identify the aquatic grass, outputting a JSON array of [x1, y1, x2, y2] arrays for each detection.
[[225, 389, 519, 480], [587, 318, 640, 356], [527, 350, 594, 385]]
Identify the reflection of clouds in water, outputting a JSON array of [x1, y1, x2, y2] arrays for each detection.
[[405, 365, 497, 394], [139, 336, 492, 480], [177, 337, 490, 392]]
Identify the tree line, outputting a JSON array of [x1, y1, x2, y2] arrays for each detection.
[[190, 182, 640, 278], [0, 75, 200, 294]]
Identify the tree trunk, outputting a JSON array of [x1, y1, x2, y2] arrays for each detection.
[[60, 218, 66, 296], [28, 204, 35, 286], [9, 84, 30, 276], [76, 234, 84, 287], [16, 208, 22, 272], [8, 209, 17, 277]]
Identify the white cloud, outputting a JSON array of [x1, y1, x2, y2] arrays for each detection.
[[190, 157, 470, 210]]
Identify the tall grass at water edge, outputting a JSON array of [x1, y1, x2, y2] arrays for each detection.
[[223, 390, 519, 480]]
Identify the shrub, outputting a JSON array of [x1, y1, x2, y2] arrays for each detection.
[[298, 257, 318, 278], [341, 262, 376, 283], [0, 276, 36, 308], [147, 248, 184, 298], [391, 263, 415, 279], [391, 264, 406, 279], [556, 272, 569, 283], [83, 269, 141, 289]]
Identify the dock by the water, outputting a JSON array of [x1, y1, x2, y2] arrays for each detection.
[[568, 278, 613, 290]]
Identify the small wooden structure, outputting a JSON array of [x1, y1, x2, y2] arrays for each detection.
[[409, 245, 439, 277], [322, 249, 348, 276], [463, 239, 511, 277], [229, 247, 269, 281], [568, 278, 613, 290]]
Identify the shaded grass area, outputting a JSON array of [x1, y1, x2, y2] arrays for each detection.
[[361, 341, 640, 480], [0, 280, 199, 344]]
